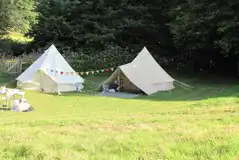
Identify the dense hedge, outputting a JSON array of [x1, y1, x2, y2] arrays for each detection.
[[18, 45, 173, 73], [67, 46, 136, 71], [0, 39, 28, 56]]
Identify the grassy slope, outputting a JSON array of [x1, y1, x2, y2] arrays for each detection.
[[0, 75, 238, 160]]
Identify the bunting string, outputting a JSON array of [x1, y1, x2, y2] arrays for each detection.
[[41, 67, 116, 76]]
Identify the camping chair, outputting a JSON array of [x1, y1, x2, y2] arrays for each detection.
[[0, 86, 7, 109], [0, 86, 7, 94], [1, 88, 25, 110], [12, 89, 25, 99], [5, 91, 15, 109], [101, 84, 110, 95], [12, 99, 20, 111], [0, 86, 6, 99]]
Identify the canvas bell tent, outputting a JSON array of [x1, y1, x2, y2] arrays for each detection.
[[16, 44, 84, 93], [103, 47, 174, 95]]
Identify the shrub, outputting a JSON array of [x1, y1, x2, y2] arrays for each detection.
[[68, 45, 136, 71], [0, 34, 31, 56], [16, 45, 176, 74]]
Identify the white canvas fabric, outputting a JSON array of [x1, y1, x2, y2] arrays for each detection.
[[17, 44, 84, 93], [104, 47, 174, 95]]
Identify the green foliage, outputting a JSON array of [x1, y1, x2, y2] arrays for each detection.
[[168, 0, 239, 56], [1, 0, 239, 75], [68, 45, 135, 71], [0, 32, 32, 56], [65, 45, 172, 72], [0, 0, 36, 55], [0, 0, 37, 34], [0, 38, 28, 56], [30, 0, 124, 50], [30, 0, 173, 56]]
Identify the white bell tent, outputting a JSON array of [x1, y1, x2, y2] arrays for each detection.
[[103, 47, 175, 95], [16, 44, 84, 93]]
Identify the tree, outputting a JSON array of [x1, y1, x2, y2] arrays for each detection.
[[0, 0, 37, 35], [115, 0, 176, 56], [30, 0, 127, 50], [30, 0, 175, 57], [168, 0, 239, 56]]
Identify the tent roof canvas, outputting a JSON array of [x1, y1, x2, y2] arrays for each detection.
[[17, 44, 84, 84], [104, 47, 174, 95]]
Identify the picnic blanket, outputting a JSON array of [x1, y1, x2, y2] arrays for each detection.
[[99, 92, 139, 99]]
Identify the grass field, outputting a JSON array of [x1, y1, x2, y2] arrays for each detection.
[[0, 75, 238, 160]]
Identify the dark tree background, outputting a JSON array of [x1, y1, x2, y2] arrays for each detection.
[[1, 0, 239, 76], [168, 0, 239, 75], [30, 0, 173, 54]]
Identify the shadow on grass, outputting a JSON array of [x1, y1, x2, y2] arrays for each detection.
[[137, 84, 239, 102], [61, 83, 239, 102], [0, 75, 18, 88], [84, 74, 239, 102], [1, 74, 238, 102], [0, 107, 11, 111]]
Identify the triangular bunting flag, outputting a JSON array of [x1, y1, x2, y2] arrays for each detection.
[[71, 72, 74, 75], [105, 69, 109, 72], [66, 72, 69, 75], [91, 71, 94, 74], [111, 68, 114, 71], [60, 71, 64, 75], [86, 72, 89, 75], [55, 71, 58, 74], [80, 72, 84, 75], [51, 69, 54, 72], [101, 69, 104, 72], [96, 70, 99, 73], [76, 72, 79, 75]]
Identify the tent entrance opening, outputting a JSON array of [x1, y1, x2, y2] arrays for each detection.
[[106, 69, 144, 94]]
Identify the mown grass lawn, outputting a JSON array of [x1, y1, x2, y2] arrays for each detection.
[[0, 75, 238, 160]]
